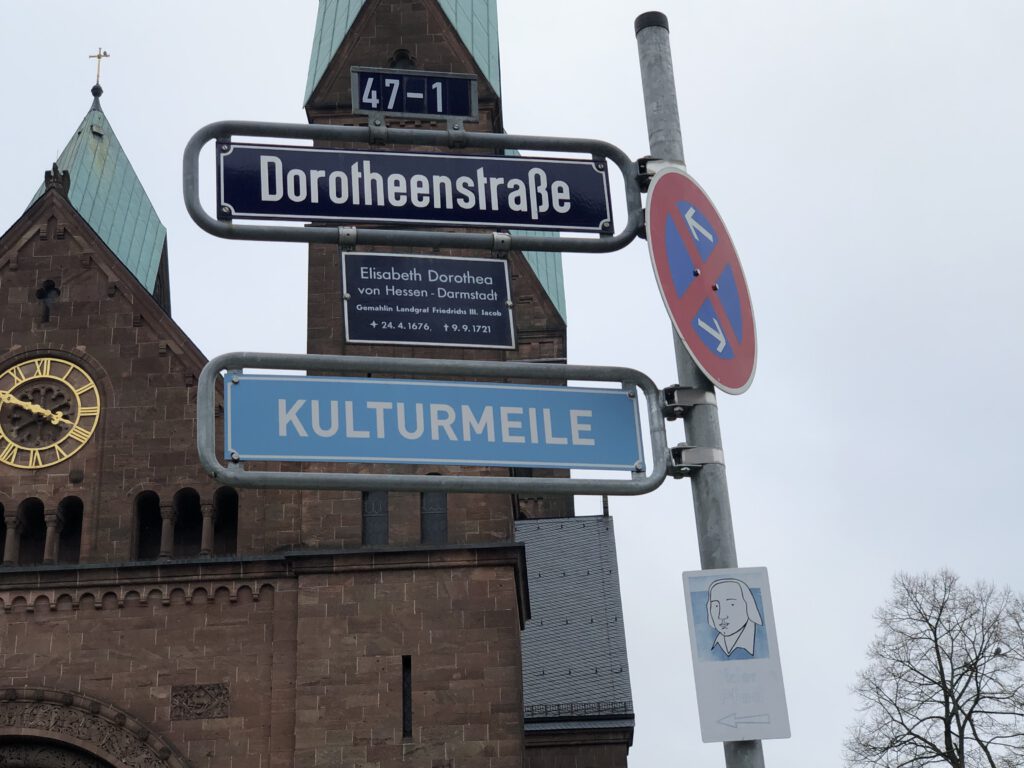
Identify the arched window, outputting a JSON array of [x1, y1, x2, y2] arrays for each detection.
[[134, 492, 162, 560], [362, 490, 389, 545], [57, 496, 83, 564], [213, 487, 238, 555], [18, 498, 46, 566], [420, 487, 447, 545], [173, 488, 202, 557], [0, 502, 6, 564]]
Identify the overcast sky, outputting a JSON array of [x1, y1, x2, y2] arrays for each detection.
[[3, 2, 1023, 766]]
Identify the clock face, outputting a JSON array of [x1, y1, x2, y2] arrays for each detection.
[[0, 357, 101, 469]]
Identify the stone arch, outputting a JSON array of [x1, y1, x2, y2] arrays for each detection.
[[57, 496, 84, 564], [211, 487, 238, 556], [0, 737, 109, 768], [133, 492, 162, 561], [171, 489, 201, 558], [17, 499, 46, 566], [0, 688, 190, 768]]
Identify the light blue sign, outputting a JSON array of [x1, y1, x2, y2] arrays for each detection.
[[688, 586, 769, 662], [225, 374, 643, 471], [682, 567, 791, 743]]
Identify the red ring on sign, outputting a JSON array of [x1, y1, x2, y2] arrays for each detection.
[[646, 167, 756, 394]]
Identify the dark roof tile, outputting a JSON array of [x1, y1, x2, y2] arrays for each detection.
[[516, 515, 634, 728]]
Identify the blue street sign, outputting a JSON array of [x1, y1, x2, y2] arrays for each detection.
[[351, 67, 478, 121], [217, 143, 613, 233], [343, 252, 515, 349], [224, 374, 643, 471]]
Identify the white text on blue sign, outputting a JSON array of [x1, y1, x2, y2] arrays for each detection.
[[225, 375, 643, 470], [343, 252, 515, 349], [218, 144, 613, 232]]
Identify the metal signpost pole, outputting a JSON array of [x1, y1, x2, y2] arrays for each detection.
[[635, 12, 766, 768]]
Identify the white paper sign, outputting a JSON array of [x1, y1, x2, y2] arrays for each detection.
[[682, 567, 790, 742]]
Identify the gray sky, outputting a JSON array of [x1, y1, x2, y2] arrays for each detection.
[[3, 2, 1023, 766]]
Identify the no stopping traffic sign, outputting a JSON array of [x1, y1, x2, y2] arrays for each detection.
[[646, 167, 756, 394]]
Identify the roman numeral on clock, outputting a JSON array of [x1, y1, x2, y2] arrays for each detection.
[[0, 441, 18, 464], [67, 425, 92, 444]]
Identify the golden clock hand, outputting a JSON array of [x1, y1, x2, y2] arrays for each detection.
[[48, 410, 74, 427], [0, 390, 35, 410], [0, 389, 67, 425]]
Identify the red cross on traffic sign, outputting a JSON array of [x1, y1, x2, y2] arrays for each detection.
[[646, 166, 756, 394]]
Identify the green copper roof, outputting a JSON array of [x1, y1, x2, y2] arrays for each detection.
[[509, 148, 565, 321], [518, 234, 566, 322], [305, 0, 501, 104], [435, 0, 501, 93], [32, 91, 166, 293], [306, 0, 364, 104]]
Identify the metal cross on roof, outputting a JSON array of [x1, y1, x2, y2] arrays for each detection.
[[89, 47, 110, 85]]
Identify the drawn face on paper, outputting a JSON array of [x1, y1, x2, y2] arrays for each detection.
[[708, 581, 748, 637]]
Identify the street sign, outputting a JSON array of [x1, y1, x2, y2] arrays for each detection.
[[186, 121, 642, 253], [352, 66, 478, 121], [342, 252, 515, 349], [217, 142, 613, 233], [224, 373, 643, 471], [198, 352, 669, 495], [682, 567, 790, 743], [646, 166, 756, 394]]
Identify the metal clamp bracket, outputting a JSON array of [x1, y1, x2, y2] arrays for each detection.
[[668, 444, 725, 478], [661, 385, 716, 420], [637, 156, 685, 191], [338, 227, 358, 249], [492, 232, 512, 253], [368, 116, 388, 145], [447, 122, 469, 148]]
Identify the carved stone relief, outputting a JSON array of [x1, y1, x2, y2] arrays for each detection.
[[0, 691, 187, 768], [169, 685, 228, 721], [0, 702, 161, 768]]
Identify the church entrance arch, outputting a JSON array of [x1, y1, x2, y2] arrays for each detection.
[[0, 737, 111, 768], [0, 690, 189, 768]]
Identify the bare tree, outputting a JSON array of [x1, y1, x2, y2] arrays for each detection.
[[846, 570, 1024, 768]]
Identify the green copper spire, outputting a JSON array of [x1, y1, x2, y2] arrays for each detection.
[[305, 0, 501, 104], [32, 86, 167, 293]]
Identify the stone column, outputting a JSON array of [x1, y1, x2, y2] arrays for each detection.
[[200, 503, 216, 556], [2, 510, 20, 566], [159, 505, 176, 560], [42, 511, 63, 564]]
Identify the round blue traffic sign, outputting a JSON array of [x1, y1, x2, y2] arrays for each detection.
[[646, 167, 756, 393]]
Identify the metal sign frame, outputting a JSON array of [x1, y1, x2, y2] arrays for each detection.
[[183, 120, 642, 253], [197, 351, 670, 495]]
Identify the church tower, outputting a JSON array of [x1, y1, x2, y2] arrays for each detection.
[[303, 0, 572, 518], [0, 7, 634, 768], [299, 2, 635, 764]]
